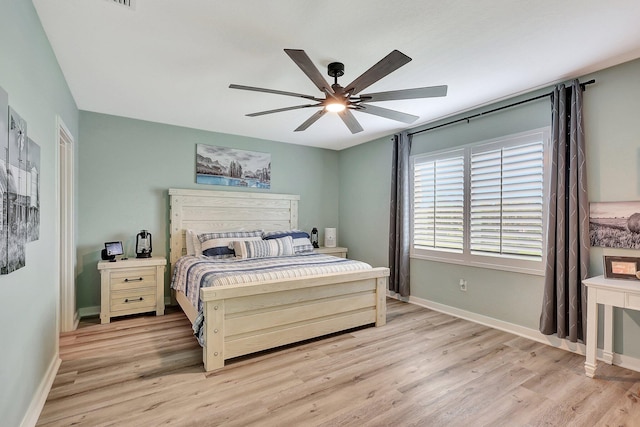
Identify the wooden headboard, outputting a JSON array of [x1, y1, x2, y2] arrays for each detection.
[[168, 189, 300, 267]]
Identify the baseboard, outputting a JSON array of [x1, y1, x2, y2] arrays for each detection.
[[614, 352, 640, 373], [78, 305, 99, 318], [20, 355, 61, 427], [388, 292, 640, 373]]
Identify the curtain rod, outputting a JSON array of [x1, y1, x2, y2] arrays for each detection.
[[408, 79, 596, 137]]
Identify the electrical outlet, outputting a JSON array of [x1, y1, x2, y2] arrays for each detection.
[[459, 279, 467, 292]]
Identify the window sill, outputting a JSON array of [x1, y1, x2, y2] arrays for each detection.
[[410, 252, 545, 277]]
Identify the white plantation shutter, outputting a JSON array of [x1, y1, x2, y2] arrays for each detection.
[[411, 128, 548, 274], [470, 141, 544, 259], [413, 153, 464, 252]]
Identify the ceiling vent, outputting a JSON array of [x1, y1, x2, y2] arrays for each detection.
[[108, 0, 136, 9]]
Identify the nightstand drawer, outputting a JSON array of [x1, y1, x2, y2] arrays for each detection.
[[110, 267, 157, 291], [111, 287, 157, 312]]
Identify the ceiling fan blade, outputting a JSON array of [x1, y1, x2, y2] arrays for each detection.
[[247, 104, 320, 117], [338, 109, 364, 134], [295, 110, 327, 132], [360, 85, 448, 102], [229, 84, 321, 101], [357, 104, 419, 124], [344, 50, 412, 96], [284, 49, 333, 94]]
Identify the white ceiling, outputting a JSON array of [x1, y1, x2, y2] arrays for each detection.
[[33, 0, 640, 150]]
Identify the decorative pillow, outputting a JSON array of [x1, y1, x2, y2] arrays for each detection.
[[198, 230, 263, 258], [186, 229, 213, 256], [263, 230, 315, 254], [233, 236, 295, 259]]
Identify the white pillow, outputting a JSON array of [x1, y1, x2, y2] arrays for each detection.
[[191, 230, 203, 256], [185, 229, 207, 256], [185, 229, 196, 256]]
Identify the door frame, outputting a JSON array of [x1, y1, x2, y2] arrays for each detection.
[[57, 116, 77, 333]]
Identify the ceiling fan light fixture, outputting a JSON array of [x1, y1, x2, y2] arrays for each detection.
[[325, 102, 346, 113], [230, 49, 448, 134]]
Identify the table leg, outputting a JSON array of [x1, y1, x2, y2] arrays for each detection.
[[584, 293, 598, 378], [603, 304, 614, 364]]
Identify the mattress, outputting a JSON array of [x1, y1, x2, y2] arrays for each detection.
[[170, 253, 373, 344]]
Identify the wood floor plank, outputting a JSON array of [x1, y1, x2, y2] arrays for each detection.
[[470, 385, 557, 427], [594, 382, 640, 426], [37, 300, 640, 426]]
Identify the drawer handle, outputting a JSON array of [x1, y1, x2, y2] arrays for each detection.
[[124, 277, 143, 282], [124, 297, 144, 303]]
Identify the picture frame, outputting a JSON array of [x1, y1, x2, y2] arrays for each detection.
[[195, 144, 271, 189], [603, 256, 640, 280], [590, 201, 640, 249]]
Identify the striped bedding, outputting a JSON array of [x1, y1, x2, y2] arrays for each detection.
[[170, 253, 373, 345]]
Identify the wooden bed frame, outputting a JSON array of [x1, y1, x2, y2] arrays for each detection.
[[168, 188, 389, 371]]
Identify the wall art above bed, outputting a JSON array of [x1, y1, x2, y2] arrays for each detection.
[[196, 144, 270, 189]]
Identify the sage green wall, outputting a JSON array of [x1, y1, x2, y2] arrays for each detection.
[[582, 59, 640, 357], [0, 0, 79, 425], [77, 112, 339, 310], [407, 94, 550, 330], [338, 135, 392, 266], [339, 58, 640, 359]]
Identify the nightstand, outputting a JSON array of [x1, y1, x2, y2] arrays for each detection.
[[315, 246, 348, 258], [98, 256, 166, 324]]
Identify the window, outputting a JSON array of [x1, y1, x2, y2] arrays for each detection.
[[413, 150, 464, 253], [411, 128, 549, 275]]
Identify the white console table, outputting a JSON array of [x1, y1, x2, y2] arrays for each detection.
[[583, 275, 640, 377]]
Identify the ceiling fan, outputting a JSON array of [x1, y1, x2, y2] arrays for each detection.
[[229, 49, 447, 134]]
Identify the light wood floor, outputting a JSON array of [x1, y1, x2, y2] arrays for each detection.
[[38, 299, 640, 426]]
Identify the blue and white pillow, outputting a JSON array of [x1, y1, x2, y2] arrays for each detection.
[[263, 230, 315, 254], [233, 236, 295, 259], [198, 230, 263, 258]]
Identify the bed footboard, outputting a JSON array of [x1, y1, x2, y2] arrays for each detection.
[[200, 268, 389, 371]]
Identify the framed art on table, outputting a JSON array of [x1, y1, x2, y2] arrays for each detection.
[[603, 256, 640, 280]]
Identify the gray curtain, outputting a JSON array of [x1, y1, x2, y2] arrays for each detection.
[[539, 80, 590, 343], [389, 132, 411, 297]]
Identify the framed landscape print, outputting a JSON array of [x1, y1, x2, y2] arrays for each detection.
[[196, 144, 271, 189], [590, 201, 640, 249]]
